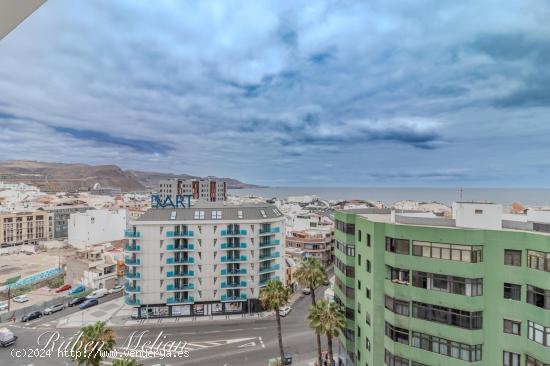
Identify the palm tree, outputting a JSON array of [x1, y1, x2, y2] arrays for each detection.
[[70, 321, 116, 366], [294, 257, 327, 364], [260, 279, 290, 365], [308, 300, 345, 365], [112, 359, 141, 366]]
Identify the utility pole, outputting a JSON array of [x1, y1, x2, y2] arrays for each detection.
[[458, 187, 464, 201]]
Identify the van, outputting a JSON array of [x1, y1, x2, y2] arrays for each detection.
[[86, 288, 108, 299]]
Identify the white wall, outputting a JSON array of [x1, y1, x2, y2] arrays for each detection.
[[68, 209, 128, 248], [452, 202, 502, 230]]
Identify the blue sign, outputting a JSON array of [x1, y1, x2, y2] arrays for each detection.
[[151, 194, 192, 208]]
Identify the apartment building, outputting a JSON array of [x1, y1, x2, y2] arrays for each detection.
[[68, 209, 128, 249], [0, 211, 50, 247], [334, 203, 550, 366], [123, 202, 285, 318], [286, 228, 333, 266], [43, 206, 91, 239], [158, 178, 226, 202]]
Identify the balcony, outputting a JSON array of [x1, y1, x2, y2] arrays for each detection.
[[124, 257, 141, 266], [221, 293, 248, 302], [166, 270, 194, 277], [125, 296, 140, 306], [167, 296, 195, 304], [167, 283, 194, 291], [221, 255, 247, 263], [124, 271, 141, 279], [259, 264, 280, 274], [124, 229, 141, 238], [260, 276, 280, 286], [221, 268, 247, 276], [166, 243, 194, 251], [220, 242, 247, 250], [259, 252, 280, 260], [259, 227, 280, 235], [124, 244, 141, 252], [166, 256, 194, 265], [259, 239, 280, 248], [124, 283, 141, 293], [166, 230, 194, 238], [221, 281, 247, 289], [220, 229, 248, 236]]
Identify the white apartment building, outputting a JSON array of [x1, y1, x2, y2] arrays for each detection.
[[68, 208, 129, 248], [124, 202, 285, 318], [158, 178, 226, 202]]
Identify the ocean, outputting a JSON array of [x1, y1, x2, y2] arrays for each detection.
[[228, 187, 550, 206]]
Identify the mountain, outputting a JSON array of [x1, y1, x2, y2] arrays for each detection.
[[0, 160, 260, 192]]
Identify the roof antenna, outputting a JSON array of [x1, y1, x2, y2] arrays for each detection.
[[458, 187, 463, 202]]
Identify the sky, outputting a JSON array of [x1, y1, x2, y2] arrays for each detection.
[[0, 0, 549, 187]]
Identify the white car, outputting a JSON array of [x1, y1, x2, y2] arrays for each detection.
[[86, 288, 108, 300], [12, 295, 29, 303], [302, 288, 311, 295], [0, 302, 8, 312], [109, 285, 123, 294], [43, 303, 65, 315], [279, 306, 292, 317]]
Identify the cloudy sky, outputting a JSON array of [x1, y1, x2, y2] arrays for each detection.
[[0, 0, 549, 187]]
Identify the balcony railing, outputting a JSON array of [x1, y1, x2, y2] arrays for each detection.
[[166, 243, 194, 251], [221, 293, 248, 302], [124, 229, 141, 238], [166, 257, 194, 264], [124, 283, 141, 293], [259, 264, 281, 273], [220, 229, 248, 236], [221, 255, 247, 263], [167, 283, 194, 291], [166, 270, 194, 277], [260, 276, 281, 286], [221, 268, 247, 276], [166, 230, 194, 238], [125, 296, 141, 306], [220, 242, 247, 250], [259, 227, 280, 235], [259, 252, 280, 260], [259, 239, 280, 248], [124, 257, 141, 266], [124, 271, 141, 279], [221, 281, 247, 289], [124, 244, 141, 252], [167, 296, 195, 304]]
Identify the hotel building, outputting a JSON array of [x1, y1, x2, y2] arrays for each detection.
[[123, 202, 285, 318], [158, 178, 227, 202], [335, 202, 550, 366]]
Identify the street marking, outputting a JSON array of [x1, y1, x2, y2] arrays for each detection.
[[259, 336, 265, 348], [237, 341, 256, 348]]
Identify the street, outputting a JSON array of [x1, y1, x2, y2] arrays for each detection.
[[0, 288, 327, 366]]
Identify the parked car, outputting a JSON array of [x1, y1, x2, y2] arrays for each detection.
[[12, 295, 29, 303], [268, 354, 293, 365], [86, 288, 108, 300], [55, 284, 71, 293], [0, 302, 8, 312], [68, 284, 85, 295], [22, 311, 42, 322], [43, 303, 65, 315], [323, 279, 330, 286], [279, 306, 292, 317], [302, 288, 311, 295], [0, 328, 17, 347], [79, 298, 98, 309], [68, 296, 87, 307], [109, 285, 123, 294]]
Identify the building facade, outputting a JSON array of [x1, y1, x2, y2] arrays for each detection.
[[0, 211, 50, 247], [334, 203, 550, 366], [68, 209, 128, 249], [286, 228, 333, 266], [124, 202, 285, 318], [44, 206, 91, 239], [158, 178, 226, 202]]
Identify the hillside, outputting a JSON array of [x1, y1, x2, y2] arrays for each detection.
[[0, 160, 259, 192]]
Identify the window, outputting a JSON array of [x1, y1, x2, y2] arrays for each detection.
[[366, 288, 371, 299], [385, 237, 410, 254], [358, 230, 362, 242], [503, 319, 521, 335], [504, 283, 521, 301], [412, 271, 483, 296], [527, 285, 550, 309], [365, 337, 370, 351], [357, 326, 361, 338], [528, 320, 550, 347], [237, 210, 243, 219], [358, 254, 362, 265], [412, 301, 482, 330], [211, 210, 222, 219], [504, 250, 522, 266], [385, 322, 409, 344], [259, 209, 267, 218], [366, 260, 371, 273], [503, 351, 520, 366], [387, 266, 410, 285], [411, 331, 482, 362], [527, 356, 550, 366], [412, 241, 483, 263], [357, 280, 361, 290], [475, 209, 483, 214], [335, 257, 355, 278], [527, 250, 550, 272], [385, 295, 410, 316], [384, 350, 409, 366], [367, 234, 371, 247], [335, 220, 355, 235]]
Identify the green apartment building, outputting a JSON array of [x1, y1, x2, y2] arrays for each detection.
[[334, 203, 550, 366]]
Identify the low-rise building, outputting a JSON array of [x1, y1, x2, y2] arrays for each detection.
[[286, 228, 333, 266], [0, 211, 50, 247], [65, 246, 121, 290], [123, 202, 285, 318]]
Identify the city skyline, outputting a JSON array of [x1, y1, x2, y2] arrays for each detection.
[[0, 1, 549, 187]]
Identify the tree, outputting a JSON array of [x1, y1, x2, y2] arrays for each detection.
[[112, 359, 141, 366], [70, 321, 116, 366], [294, 258, 327, 364], [308, 300, 345, 366], [260, 279, 290, 365]]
